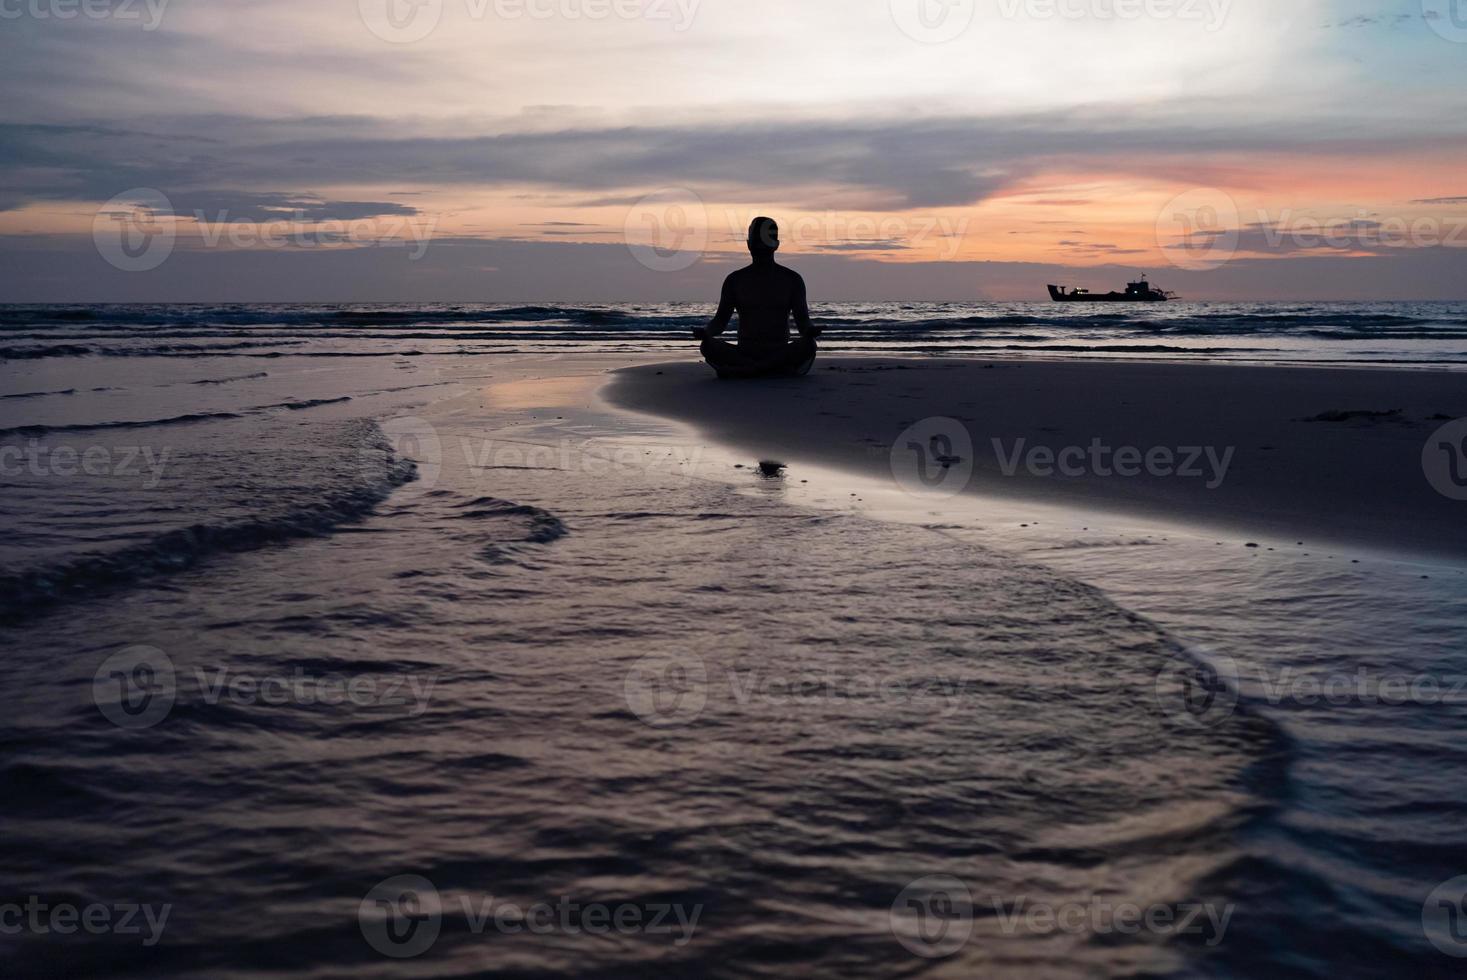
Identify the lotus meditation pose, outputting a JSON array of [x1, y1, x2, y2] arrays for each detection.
[[693, 217, 820, 378]]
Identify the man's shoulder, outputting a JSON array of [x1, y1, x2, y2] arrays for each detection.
[[725, 262, 804, 284], [744, 262, 804, 284]]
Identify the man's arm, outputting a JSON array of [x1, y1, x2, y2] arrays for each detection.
[[695, 273, 737, 340], [792, 272, 818, 338]]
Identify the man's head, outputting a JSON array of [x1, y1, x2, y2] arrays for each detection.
[[747, 216, 779, 258]]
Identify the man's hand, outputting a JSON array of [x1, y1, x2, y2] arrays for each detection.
[[692, 326, 709, 341]]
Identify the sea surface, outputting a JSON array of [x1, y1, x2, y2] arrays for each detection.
[[1, 303, 1465, 978], [4, 299, 1467, 365]]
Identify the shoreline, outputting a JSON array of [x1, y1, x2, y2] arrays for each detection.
[[604, 354, 1467, 562]]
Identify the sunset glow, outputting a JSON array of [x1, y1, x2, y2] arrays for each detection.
[[3, 0, 1465, 299]]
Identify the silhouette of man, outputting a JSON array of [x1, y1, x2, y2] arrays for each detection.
[[693, 217, 820, 379]]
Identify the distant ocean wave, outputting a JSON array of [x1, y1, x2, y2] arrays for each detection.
[[3, 301, 1467, 364]]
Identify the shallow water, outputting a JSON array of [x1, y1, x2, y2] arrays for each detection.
[[1, 340, 1464, 977]]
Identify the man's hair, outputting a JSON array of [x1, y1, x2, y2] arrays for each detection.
[[748, 216, 779, 253]]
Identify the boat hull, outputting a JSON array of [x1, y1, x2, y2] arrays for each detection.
[[1047, 284, 1168, 302]]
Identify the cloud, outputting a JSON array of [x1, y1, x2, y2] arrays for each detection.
[[1411, 196, 1467, 206], [161, 191, 419, 222], [5, 232, 1466, 303], [1162, 217, 1467, 258], [811, 240, 911, 252], [1325, 13, 1417, 28], [1057, 239, 1147, 256], [5, 109, 1466, 218]]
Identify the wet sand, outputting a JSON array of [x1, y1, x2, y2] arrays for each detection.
[[606, 356, 1467, 561]]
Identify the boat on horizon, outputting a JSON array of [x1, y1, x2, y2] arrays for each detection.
[[1047, 277, 1175, 302]]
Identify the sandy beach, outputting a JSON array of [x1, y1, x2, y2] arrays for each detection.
[[608, 356, 1467, 561]]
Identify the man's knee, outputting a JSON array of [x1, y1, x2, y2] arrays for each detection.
[[702, 337, 738, 364]]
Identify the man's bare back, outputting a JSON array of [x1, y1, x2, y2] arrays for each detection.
[[694, 217, 820, 379]]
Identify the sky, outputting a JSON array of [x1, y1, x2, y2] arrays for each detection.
[[2, 0, 1466, 301]]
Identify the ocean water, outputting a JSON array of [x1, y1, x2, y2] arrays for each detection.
[[4, 299, 1467, 365], [1, 304, 1466, 978]]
